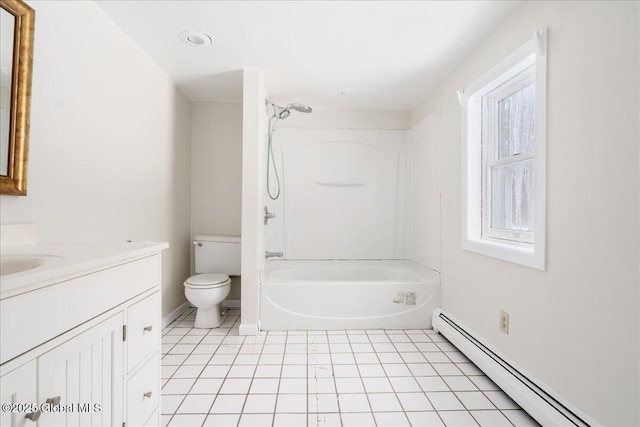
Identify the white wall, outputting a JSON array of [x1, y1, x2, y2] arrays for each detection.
[[240, 69, 266, 334], [0, 1, 192, 317], [411, 2, 639, 425], [191, 101, 243, 237], [190, 101, 243, 301], [407, 113, 440, 272]]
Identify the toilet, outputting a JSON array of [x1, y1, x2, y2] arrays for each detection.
[[184, 235, 241, 328]]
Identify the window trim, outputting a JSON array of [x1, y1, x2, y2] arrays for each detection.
[[461, 29, 547, 270]]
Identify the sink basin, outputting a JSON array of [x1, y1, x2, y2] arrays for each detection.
[[0, 256, 62, 276]]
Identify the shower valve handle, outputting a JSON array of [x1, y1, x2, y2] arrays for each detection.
[[264, 207, 276, 225]]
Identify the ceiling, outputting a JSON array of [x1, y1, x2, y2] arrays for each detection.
[[96, 1, 519, 110]]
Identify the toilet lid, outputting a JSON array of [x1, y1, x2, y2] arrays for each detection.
[[185, 273, 230, 287]]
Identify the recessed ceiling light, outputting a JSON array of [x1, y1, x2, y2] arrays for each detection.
[[179, 30, 212, 47], [338, 88, 357, 96]]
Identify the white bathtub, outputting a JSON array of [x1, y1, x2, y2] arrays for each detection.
[[260, 260, 440, 330]]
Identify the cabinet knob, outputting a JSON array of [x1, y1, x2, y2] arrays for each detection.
[[46, 396, 61, 406], [143, 391, 152, 399], [143, 325, 153, 332], [24, 410, 41, 421]]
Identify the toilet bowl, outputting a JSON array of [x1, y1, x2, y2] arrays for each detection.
[[184, 273, 231, 328]]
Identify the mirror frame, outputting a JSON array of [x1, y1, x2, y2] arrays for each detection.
[[0, 0, 33, 196]]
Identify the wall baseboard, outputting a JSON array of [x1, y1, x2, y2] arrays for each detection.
[[432, 308, 600, 427], [238, 322, 260, 336], [162, 301, 191, 329]]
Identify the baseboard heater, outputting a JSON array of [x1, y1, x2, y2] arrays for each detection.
[[432, 309, 600, 427]]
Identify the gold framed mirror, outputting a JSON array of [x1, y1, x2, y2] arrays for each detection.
[[0, 0, 33, 195]]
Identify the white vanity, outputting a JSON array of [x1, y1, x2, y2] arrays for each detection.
[[0, 227, 167, 427]]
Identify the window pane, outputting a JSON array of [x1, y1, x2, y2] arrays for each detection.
[[491, 159, 534, 231], [497, 83, 535, 159]]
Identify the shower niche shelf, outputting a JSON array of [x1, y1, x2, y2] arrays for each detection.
[[315, 182, 366, 188]]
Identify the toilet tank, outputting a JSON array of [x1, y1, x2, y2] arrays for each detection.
[[194, 235, 241, 275]]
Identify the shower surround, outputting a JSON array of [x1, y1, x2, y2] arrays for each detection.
[[261, 112, 440, 330]]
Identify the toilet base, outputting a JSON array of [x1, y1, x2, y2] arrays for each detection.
[[194, 304, 226, 328]]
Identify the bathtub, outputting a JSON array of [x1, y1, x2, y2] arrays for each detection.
[[260, 260, 440, 330]]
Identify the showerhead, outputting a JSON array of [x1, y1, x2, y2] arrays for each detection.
[[269, 101, 313, 120], [285, 103, 313, 114]]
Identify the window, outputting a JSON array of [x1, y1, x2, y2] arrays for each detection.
[[461, 29, 547, 270]]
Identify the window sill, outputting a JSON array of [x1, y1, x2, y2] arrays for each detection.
[[463, 238, 544, 270]]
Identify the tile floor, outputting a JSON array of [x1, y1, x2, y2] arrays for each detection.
[[161, 309, 539, 427]]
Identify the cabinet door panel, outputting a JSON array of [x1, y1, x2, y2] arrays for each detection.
[[0, 360, 37, 427], [38, 313, 123, 427]]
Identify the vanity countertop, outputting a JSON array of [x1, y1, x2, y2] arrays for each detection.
[[0, 241, 169, 299]]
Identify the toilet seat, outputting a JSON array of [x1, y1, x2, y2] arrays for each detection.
[[184, 273, 230, 289]]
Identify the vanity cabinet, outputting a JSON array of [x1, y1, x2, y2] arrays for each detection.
[[37, 313, 124, 426], [0, 244, 166, 427], [0, 361, 37, 427]]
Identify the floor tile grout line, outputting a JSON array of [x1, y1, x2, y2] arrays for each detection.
[[162, 308, 206, 426], [305, 330, 314, 427], [320, 330, 336, 427], [411, 329, 516, 427], [212, 316, 252, 423], [346, 328, 376, 427], [385, 328, 436, 426], [161, 314, 536, 427], [396, 328, 420, 423], [272, 330, 289, 426], [160, 340, 183, 421], [201, 312, 244, 422], [388, 328, 449, 427], [430, 330, 517, 427]]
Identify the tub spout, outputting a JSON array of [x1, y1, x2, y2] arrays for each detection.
[[265, 251, 283, 259]]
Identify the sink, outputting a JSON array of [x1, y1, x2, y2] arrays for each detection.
[[0, 255, 62, 276]]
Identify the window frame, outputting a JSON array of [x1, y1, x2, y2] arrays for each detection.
[[461, 29, 547, 270], [482, 66, 536, 244]]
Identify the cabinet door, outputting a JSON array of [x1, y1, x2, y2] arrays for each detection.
[[38, 313, 123, 427], [0, 361, 38, 427]]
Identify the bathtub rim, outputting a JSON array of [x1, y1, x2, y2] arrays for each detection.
[[262, 258, 440, 284]]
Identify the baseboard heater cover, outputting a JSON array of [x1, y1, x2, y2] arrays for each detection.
[[432, 309, 600, 427]]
